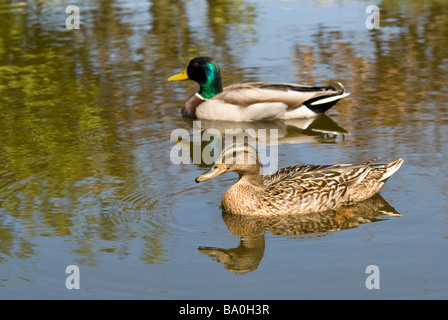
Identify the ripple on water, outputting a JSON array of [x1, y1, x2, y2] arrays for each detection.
[[105, 184, 174, 233]]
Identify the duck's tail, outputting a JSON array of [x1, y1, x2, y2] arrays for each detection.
[[378, 158, 404, 182], [305, 82, 351, 113], [366, 158, 404, 182]]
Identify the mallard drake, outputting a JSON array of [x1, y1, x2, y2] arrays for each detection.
[[195, 143, 403, 215], [168, 57, 350, 122]]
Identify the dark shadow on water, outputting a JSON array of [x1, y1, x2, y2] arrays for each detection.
[[198, 194, 401, 274]]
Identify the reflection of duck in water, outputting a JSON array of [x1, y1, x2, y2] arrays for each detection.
[[180, 113, 349, 146], [196, 143, 403, 215], [168, 57, 349, 121], [199, 194, 401, 274], [199, 235, 265, 275]]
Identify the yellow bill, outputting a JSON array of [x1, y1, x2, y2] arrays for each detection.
[[168, 68, 189, 81]]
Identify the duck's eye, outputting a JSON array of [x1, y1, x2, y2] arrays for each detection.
[[213, 165, 218, 169], [232, 151, 237, 157]]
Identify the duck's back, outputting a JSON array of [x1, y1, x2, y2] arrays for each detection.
[[195, 82, 345, 121], [219, 82, 337, 108], [258, 158, 403, 215]]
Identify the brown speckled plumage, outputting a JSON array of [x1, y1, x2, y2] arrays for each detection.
[[196, 144, 403, 216]]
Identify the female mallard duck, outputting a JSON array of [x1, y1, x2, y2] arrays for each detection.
[[195, 143, 403, 215], [168, 57, 350, 122]]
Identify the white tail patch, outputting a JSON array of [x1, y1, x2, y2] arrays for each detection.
[[379, 210, 402, 217], [379, 159, 404, 182], [310, 92, 351, 106]]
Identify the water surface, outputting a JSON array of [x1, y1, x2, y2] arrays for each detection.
[[1, 0, 448, 299]]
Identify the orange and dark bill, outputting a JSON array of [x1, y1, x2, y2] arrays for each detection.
[[195, 164, 227, 183]]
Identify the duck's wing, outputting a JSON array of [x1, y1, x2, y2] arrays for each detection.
[[217, 82, 349, 113], [263, 159, 373, 186], [263, 157, 385, 187], [263, 164, 334, 187], [261, 164, 372, 213], [265, 164, 372, 192]]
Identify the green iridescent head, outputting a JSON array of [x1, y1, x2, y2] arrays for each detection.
[[168, 56, 223, 99]]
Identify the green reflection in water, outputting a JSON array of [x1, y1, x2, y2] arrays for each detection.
[[0, 0, 447, 275], [0, 0, 262, 269]]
